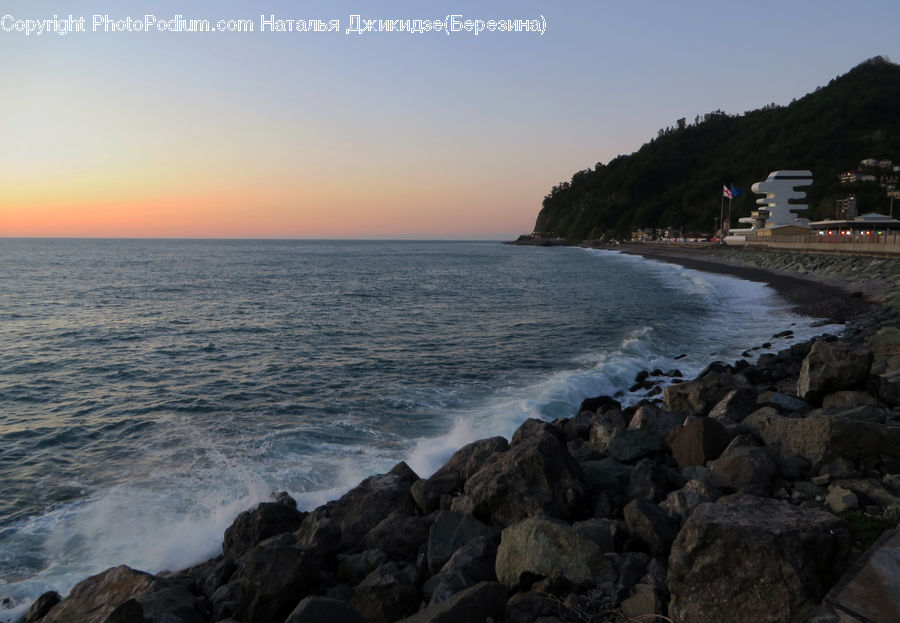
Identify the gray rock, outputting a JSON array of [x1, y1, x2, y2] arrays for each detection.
[[660, 479, 722, 524], [312, 462, 419, 550], [399, 581, 507, 623], [708, 388, 758, 423], [805, 530, 900, 623], [410, 437, 509, 513], [349, 562, 420, 623], [337, 549, 389, 585], [707, 435, 776, 492], [423, 535, 498, 604], [426, 511, 499, 575], [822, 390, 880, 410], [495, 517, 614, 588], [668, 496, 851, 623], [628, 403, 683, 435], [361, 511, 434, 562], [623, 499, 679, 558], [587, 410, 626, 452], [236, 536, 317, 623], [620, 583, 667, 620], [222, 502, 306, 560], [463, 428, 586, 526], [664, 366, 749, 417], [797, 340, 873, 405], [666, 417, 731, 468], [626, 458, 680, 502], [285, 596, 362, 623], [757, 391, 810, 413], [572, 517, 617, 553], [605, 429, 666, 462]]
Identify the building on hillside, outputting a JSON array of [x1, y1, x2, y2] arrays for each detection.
[[750, 170, 812, 226], [879, 159, 893, 170], [860, 174, 878, 183], [840, 170, 860, 184], [836, 196, 858, 219], [861, 158, 879, 168]]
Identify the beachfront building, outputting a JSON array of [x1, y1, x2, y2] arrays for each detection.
[[808, 212, 900, 237]]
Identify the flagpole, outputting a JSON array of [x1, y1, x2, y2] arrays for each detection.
[[719, 192, 725, 242]]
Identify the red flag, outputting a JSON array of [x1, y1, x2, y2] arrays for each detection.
[[722, 184, 733, 199]]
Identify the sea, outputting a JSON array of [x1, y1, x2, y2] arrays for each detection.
[[0, 239, 834, 618]]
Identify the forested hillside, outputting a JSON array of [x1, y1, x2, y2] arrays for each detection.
[[535, 57, 900, 238]]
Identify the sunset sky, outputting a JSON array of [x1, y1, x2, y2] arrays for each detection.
[[4, 0, 900, 238]]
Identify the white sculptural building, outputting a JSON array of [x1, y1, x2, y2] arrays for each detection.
[[751, 170, 813, 227]]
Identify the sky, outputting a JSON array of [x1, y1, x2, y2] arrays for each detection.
[[3, 0, 900, 239]]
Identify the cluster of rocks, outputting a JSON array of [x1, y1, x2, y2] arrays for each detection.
[[19, 320, 900, 623]]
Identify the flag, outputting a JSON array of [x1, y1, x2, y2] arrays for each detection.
[[730, 184, 743, 198], [722, 184, 733, 199]]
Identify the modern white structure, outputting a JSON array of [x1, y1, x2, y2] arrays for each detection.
[[750, 170, 813, 226]]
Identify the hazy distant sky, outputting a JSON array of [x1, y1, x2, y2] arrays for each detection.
[[3, 0, 899, 238]]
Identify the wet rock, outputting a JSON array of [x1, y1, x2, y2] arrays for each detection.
[[313, 462, 419, 550], [462, 428, 586, 526], [42, 566, 200, 623], [222, 502, 306, 560], [23, 591, 61, 623], [797, 340, 873, 405], [623, 499, 679, 558], [411, 437, 509, 513], [504, 592, 566, 623], [578, 395, 622, 415], [666, 417, 731, 468], [668, 496, 852, 623], [587, 410, 626, 452], [284, 596, 362, 623], [337, 549, 389, 585], [831, 478, 900, 508], [495, 517, 614, 589]]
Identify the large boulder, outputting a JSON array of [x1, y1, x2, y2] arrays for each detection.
[[628, 403, 683, 435], [666, 418, 731, 468], [495, 517, 615, 589], [708, 388, 758, 423], [461, 428, 586, 526], [285, 596, 362, 623], [310, 462, 419, 550], [797, 340, 873, 405], [399, 581, 507, 623], [664, 365, 748, 417], [707, 436, 776, 493], [42, 566, 205, 623], [660, 479, 722, 524], [361, 512, 435, 562], [236, 535, 318, 623], [410, 437, 509, 513], [760, 409, 900, 469], [423, 535, 498, 605], [349, 562, 420, 623], [668, 496, 851, 623], [623, 499, 680, 558], [426, 511, 499, 575], [223, 502, 306, 560], [23, 591, 61, 623]]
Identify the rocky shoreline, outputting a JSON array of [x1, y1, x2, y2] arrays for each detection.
[[13, 254, 900, 623]]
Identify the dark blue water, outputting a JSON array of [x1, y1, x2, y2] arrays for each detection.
[[0, 239, 829, 615]]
